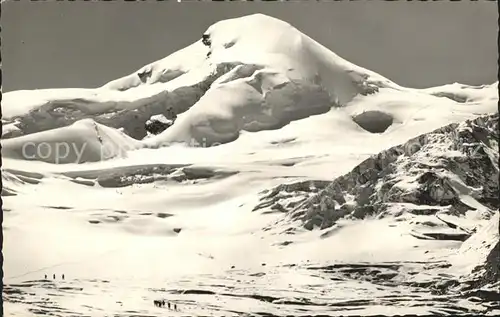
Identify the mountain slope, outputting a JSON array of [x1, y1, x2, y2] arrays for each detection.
[[255, 113, 498, 231], [3, 14, 497, 156]]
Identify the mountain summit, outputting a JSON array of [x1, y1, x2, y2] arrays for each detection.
[[2, 14, 497, 163]]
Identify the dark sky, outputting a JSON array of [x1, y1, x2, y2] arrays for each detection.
[[2, 0, 497, 92]]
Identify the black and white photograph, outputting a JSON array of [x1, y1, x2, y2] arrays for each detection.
[[1, 0, 499, 316]]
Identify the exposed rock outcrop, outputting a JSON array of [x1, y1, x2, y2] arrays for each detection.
[[145, 110, 176, 136], [352, 110, 394, 133], [253, 180, 330, 216], [266, 113, 498, 230], [455, 212, 500, 292]]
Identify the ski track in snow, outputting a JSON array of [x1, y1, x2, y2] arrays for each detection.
[[2, 14, 499, 316]]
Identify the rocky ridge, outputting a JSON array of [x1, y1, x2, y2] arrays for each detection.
[[254, 113, 499, 232]]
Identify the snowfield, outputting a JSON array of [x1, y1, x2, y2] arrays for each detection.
[[2, 14, 498, 316]]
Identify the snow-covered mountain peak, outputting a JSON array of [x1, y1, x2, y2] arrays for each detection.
[[2, 14, 497, 161], [203, 13, 304, 63], [101, 14, 394, 101]]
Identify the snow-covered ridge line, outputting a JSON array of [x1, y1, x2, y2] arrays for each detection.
[[3, 14, 497, 152], [1, 62, 244, 140]]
